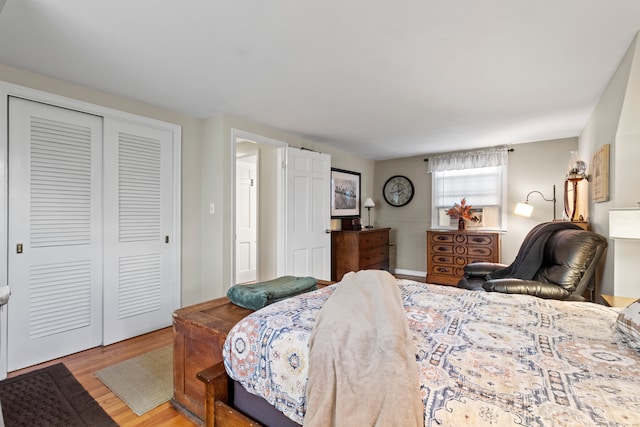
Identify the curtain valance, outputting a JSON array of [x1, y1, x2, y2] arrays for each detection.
[[427, 145, 510, 172]]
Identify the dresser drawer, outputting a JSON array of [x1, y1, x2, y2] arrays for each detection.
[[359, 231, 389, 250], [430, 254, 454, 265], [430, 233, 454, 244], [464, 234, 496, 246], [431, 244, 454, 255], [360, 246, 389, 266], [466, 246, 494, 258], [362, 260, 389, 271], [429, 263, 456, 277]]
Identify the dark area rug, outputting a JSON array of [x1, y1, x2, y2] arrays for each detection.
[[0, 363, 117, 427]]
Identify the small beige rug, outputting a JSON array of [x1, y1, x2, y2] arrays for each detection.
[[95, 345, 173, 416]]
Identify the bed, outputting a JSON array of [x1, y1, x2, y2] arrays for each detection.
[[206, 273, 640, 426]]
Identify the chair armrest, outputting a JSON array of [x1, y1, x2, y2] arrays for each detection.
[[463, 262, 508, 278], [482, 279, 571, 299]]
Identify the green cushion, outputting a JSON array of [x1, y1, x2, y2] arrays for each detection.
[[227, 276, 318, 310]]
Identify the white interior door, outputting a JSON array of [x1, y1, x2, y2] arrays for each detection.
[[285, 148, 331, 280], [7, 97, 103, 371], [102, 118, 174, 345], [236, 155, 258, 284]]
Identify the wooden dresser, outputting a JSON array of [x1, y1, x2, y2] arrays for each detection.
[[426, 230, 500, 286], [331, 228, 390, 281]]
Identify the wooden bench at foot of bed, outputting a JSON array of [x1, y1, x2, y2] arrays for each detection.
[[172, 297, 253, 421], [197, 363, 262, 427], [172, 281, 331, 425]]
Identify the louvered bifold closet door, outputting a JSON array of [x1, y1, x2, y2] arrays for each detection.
[[102, 118, 174, 345], [7, 97, 103, 371]]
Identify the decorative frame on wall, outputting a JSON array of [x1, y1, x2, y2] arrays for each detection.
[[592, 144, 610, 203], [330, 168, 361, 218]]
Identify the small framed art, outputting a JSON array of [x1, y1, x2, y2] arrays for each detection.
[[592, 144, 610, 203]]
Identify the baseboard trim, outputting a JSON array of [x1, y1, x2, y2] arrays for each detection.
[[393, 268, 426, 277]]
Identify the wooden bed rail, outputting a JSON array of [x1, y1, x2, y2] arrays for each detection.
[[197, 363, 262, 427]]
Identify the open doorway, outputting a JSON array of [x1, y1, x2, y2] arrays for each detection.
[[231, 130, 332, 285], [235, 150, 258, 284], [232, 131, 287, 285]]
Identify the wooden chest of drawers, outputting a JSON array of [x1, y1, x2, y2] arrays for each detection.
[[331, 228, 390, 281], [426, 230, 500, 286]]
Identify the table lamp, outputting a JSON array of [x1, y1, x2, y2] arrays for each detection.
[[363, 198, 375, 229]]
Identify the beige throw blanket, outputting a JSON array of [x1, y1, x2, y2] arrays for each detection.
[[304, 270, 423, 427]]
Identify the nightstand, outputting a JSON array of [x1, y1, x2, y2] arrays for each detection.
[[601, 294, 637, 308]]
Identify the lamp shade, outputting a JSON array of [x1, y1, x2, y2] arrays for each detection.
[[363, 198, 375, 208], [514, 202, 534, 217], [609, 208, 640, 239]]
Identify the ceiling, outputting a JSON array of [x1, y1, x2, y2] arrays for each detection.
[[1, 1, 639, 160]]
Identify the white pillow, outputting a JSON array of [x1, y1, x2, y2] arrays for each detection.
[[616, 298, 640, 343]]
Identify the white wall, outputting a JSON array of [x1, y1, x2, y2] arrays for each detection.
[[580, 33, 640, 298], [373, 156, 429, 276], [505, 138, 579, 263]]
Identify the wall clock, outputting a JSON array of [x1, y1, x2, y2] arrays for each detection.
[[383, 175, 414, 207]]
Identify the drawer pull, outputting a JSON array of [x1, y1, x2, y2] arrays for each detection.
[[438, 257, 447, 262], [437, 236, 448, 240], [436, 267, 450, 272], [437, 246, 447, 251], [472, 237, 485, 243]]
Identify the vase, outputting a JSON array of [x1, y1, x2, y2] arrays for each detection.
[[458, 218, 466, 231]]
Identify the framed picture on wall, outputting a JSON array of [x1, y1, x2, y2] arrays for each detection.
[[331, 168, 361, 218], [592, 144, 610, 203]]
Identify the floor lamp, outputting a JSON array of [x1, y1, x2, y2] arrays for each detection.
[[514, 185, 556, 220]]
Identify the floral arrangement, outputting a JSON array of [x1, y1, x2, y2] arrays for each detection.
[[447, 198, 479, 223]]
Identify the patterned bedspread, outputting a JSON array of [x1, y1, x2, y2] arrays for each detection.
[[223, 279, 640, 426]]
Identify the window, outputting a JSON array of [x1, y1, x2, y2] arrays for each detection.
[[428, 146, 508, 230]]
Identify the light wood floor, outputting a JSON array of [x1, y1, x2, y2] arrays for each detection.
[[8, 327, 198, 427]]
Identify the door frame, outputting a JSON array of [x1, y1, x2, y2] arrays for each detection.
[[230, 129, 287, 286], [0, 81, 182, 378]]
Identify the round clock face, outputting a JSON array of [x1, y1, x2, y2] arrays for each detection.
[[383, 175, 414, 207]]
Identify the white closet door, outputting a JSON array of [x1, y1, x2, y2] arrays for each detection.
[[7, 97, 103, 371], [102, 118, 174, 345], [285, 148, 331, 280]]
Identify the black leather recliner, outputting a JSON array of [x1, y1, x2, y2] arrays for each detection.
[[457, 222, 608, 301]]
